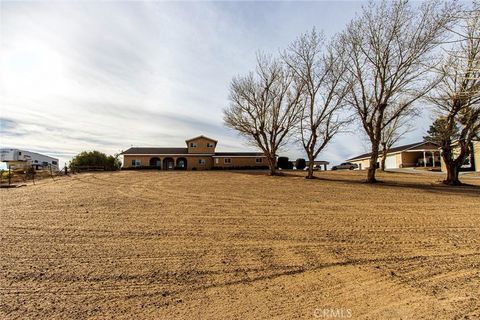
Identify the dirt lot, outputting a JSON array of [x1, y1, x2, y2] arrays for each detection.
[[1, 170, 479, 319]]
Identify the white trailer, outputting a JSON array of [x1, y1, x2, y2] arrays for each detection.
[[0, 148, 59, 171]]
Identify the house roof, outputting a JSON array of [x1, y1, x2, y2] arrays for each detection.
[[306, 160, 330, 165], [347, 141, 439, 161], [121, 148, 264, 157], [213, 152, 265, 157], [121, 147, 188, 155], [185, 135, 217, 143]]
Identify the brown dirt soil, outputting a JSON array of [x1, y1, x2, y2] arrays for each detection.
[[1, 170, 479, 319]]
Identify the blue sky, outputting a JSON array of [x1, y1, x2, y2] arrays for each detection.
[[0, 1, 433, 167]]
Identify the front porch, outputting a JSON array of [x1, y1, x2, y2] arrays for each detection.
[[400, 150, 441, 168], [128, 156, 188, 170]]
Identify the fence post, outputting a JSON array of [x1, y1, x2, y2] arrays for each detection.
[[50, 164, 54, 181]]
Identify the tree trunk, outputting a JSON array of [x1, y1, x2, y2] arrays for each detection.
[[444, 163, 461, 185], [441, 147, 462, 185], [267, 155, 277, 176], [366, 144, 379, 183], [380, 144, 388, 172], [306, 156, 315, 179], [269, 166, 276, 176]]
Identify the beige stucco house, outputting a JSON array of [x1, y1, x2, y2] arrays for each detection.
[[347, 142, 441, 170], [439, 140, 480, 173], [121, 135, 267, 170]]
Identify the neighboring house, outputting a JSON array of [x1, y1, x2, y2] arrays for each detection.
[[440, 140, 480, 173], [122, 135, 267, 170], [0, 148, 59, 171], [347, 142, 441, 170]]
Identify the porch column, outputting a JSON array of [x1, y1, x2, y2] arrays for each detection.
[[423, 151, 427, 167], [432, 151, 435, 167]]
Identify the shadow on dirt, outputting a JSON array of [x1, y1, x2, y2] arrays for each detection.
[[229, 170, 480, 197], [314, 176, 480, 197]]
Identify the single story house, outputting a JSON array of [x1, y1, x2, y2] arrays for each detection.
[[121, 135, 267, 170], [347, 142, 441, 170]]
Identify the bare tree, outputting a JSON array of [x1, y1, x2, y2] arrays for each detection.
[[379, 111, 415, 171], [224, 54, 303, 176], [283, 29, 351, 179], [338, 0, 457, 183], [426, 3, 480, 185]]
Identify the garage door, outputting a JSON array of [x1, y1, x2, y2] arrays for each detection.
[[385, 155, 397, 169]]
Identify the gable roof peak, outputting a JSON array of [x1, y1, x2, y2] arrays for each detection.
[[185, 135, 218, 143]]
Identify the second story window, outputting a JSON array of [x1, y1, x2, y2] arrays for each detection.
[[190, 142, 197, 148], [207, 142, 214, 148]]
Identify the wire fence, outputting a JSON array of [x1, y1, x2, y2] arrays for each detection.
[[0, 164, 124, 187], [0, 167, 60, 187]]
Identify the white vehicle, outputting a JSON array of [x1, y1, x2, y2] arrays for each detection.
[[0, 148, 59, 171]]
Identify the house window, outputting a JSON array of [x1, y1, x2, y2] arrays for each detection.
[[18, 152, 22, 155], [34, 160, 38, 163], [215, 158, 219, 164], [207, 142, 214, 148], [198, 159, 205, 165], [190, 142, 197, 148], [224, 158, 232, 164], [131, 159, 141, 167], [52, 161, 58, 165], [255, 158, 263, 163]]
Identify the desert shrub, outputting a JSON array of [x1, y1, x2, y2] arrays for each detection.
[[295, 158, 306, 170], [25, 167, 36, 179], [1, 170, 14, 179]]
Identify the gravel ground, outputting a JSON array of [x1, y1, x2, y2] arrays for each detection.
[[1, 170, 479, 319]]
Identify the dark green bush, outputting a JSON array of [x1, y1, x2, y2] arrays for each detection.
[[295, 158, 306, 170], [287, 161, 294, 169], [277, 157, 290, 169], [69, 151, 121, 171]]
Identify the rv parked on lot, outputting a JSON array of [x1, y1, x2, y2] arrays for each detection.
[[0, 148, 59, 171]]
